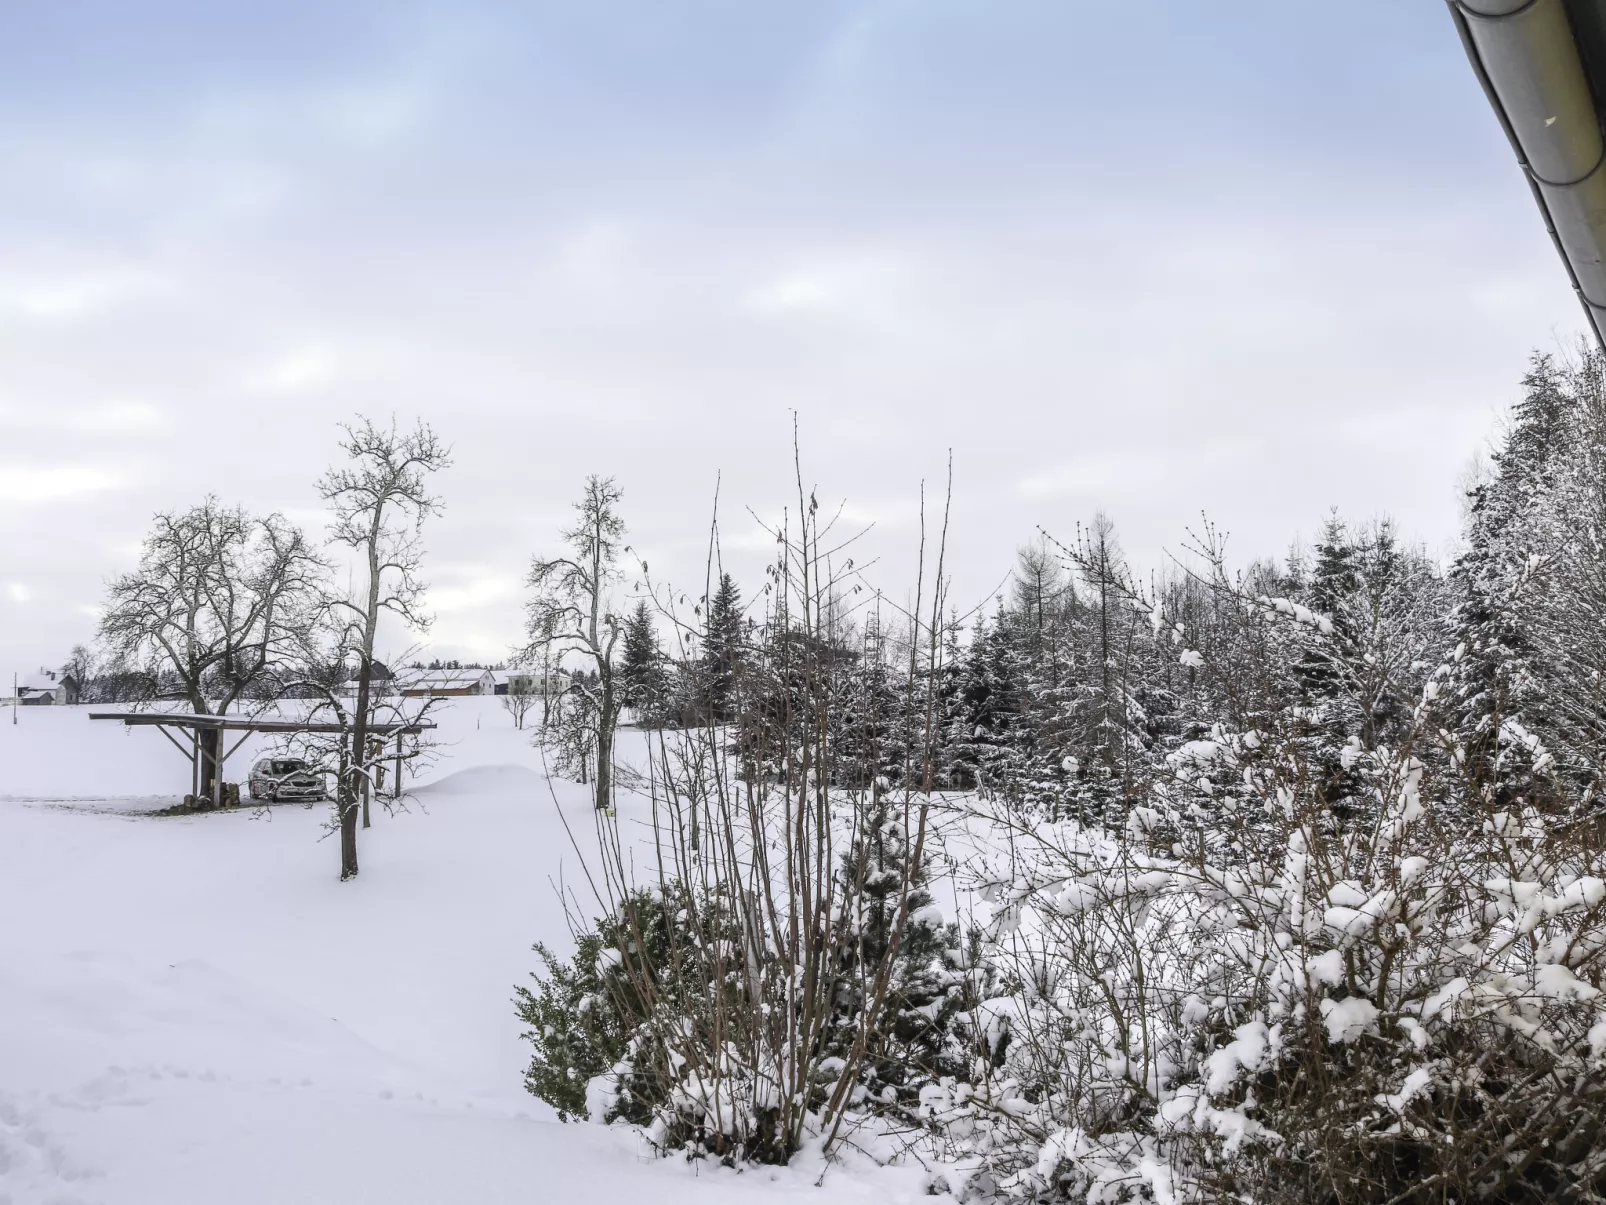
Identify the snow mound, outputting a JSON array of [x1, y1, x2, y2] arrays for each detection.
[[413, 764, 545, 797]]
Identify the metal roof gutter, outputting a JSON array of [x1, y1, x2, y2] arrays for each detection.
[[1450, 0, 1606, 346]]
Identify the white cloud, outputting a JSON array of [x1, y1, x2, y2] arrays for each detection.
[[0, 268, 175, 322], [747, 273, 835, 314], [429, 573, 519, 614], [743, 249, 915, 329], [245, 347, 341, 394], [194, 72, 436, 154], [0, 466, 125, 504], [321, 80, 434, 148], [0, 399, 167, 434], [1017, 452, 1172, 500], [1017, 442, 1259, 502]]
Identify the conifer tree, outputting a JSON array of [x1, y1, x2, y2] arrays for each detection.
[[826, 788, 965, 1119], [701, 572, 744, 723], [619, 599, 669, 725], [1446, 352, 1581, 805], [949, 611, 1026, 797]]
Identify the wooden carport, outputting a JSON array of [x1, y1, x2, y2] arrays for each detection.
[[88, 712, 436, 810]]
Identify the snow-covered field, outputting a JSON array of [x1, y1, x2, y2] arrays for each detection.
[[0, 699, 929, 1204]]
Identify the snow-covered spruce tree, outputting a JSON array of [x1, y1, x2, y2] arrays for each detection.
[[946, 548, 1084, 817], [824, 784, 971, 1124], [1285, 516, 1446, 831], [698, 571, 745, 724], [833, 605, 905, 789], [1067, 514, 1153, 823], [1447, 348, 1606, 810], [619, 599, 670, 727], [926, 610, 970, 791], [947, 608, 1029, 799], [962, 517, 1199, 827], [1005, 542, 1079, 798]]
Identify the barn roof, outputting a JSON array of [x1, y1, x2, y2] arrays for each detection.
[[398, 668, 494, 689]]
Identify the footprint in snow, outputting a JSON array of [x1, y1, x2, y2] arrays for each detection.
[[0, 1092, 102, 1197]]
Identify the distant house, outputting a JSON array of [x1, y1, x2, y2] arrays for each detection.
[[17, 669, 79, 706], [491, 668, 570, 697], [340, 659, 395, 696], [397, 667, 497, 697]]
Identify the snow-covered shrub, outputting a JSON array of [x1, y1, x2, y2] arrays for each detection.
[[514, 890, 675, 1125], [933, 581, 1606, 1203], [518, 478, 984, 1166], [518, 794, 981, 1164]]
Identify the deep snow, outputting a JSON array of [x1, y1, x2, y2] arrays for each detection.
[[0, 699, 935, 1204]]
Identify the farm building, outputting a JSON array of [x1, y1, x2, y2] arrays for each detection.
[[491, 668, 569, 697], [16, 669, 79, 706], [398, 667, 496, 697]]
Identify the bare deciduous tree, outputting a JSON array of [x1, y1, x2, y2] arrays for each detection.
[[317, 417, 451, 880], [99, 497, 323, 805], [521, 475, 626, 811], [501, 674, 538, 730]]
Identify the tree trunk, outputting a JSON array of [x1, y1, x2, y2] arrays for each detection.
[[344, 530, 381, 879], [596, 684, 615, 811], [340, 787, 360, 878], [338, 743, 359, 879], [197, 726, 221, 810], [346, 661, 373, 878]]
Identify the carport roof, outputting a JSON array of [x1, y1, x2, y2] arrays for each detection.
[[89, 713, 435, 735]]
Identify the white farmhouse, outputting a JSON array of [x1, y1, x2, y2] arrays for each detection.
[[15, 668, 79, 706]]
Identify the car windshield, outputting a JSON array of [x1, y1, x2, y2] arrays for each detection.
[[270, 760, 307, 775]]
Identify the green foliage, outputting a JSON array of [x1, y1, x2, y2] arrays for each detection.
[[829, 794, 972, 1115], [619, 599, 670, 724], [513, 895, 674, 1125], [701, 572, 743, 722], [516, 807, 979, 1161]]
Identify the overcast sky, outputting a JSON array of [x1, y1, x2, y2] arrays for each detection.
[[0, 1, 1590, 678]]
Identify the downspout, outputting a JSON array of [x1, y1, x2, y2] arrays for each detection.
[[1450, 0, 1606, 347]]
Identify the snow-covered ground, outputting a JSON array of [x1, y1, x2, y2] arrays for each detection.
[[0, 699, 932, 1204]]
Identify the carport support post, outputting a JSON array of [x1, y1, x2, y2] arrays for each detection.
[[393, 732, 403, 800], [191, 731, 199, 801], [213, 736, 225, 810]]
